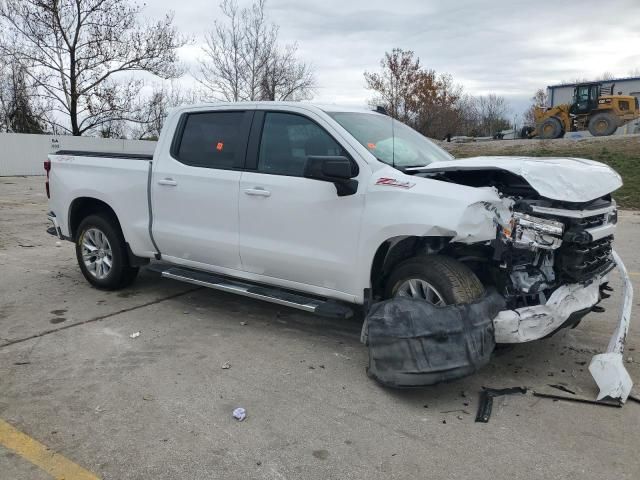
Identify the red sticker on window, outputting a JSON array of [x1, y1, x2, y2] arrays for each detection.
[[216, 141, 224, 151], [367, 142, 376, 149]]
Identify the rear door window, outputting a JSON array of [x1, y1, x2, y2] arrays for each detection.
[[175, 111, 251, 169]]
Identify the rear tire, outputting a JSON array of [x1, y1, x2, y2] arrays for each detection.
[[384, 255, 485, 305], [588, 112, 618, 136], [537, 117, 563, 139], [75, 214, 139, 290]]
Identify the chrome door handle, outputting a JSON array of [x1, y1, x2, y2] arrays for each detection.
[[158, 178, 178, 186], [244, 188, 271, 197]]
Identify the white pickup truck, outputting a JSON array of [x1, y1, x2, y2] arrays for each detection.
[[45, 102, 633, 398]]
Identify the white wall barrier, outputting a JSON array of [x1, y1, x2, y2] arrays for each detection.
[[0, 133, 157, 176]]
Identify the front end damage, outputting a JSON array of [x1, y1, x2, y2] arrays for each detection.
[[367, 160, 633, 401], [489, 198, 633, 401]]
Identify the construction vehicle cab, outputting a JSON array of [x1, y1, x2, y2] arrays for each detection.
[[570, 83, 601, 115], [530, 82, 639, 139]]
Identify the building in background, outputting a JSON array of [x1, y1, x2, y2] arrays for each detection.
[[547, 76, 640, 107]]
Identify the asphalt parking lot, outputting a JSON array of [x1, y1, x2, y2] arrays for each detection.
[[1, 176, 639, 480]]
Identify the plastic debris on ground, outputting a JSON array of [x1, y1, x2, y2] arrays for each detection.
[[129, 331, 141, 339], [232, 407, 247, 421], [221, 361, 231, 369], [363, 290, 504, 387], [475, 386, 527, 423]]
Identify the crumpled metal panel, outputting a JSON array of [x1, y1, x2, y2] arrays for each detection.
[[412, 156, 622, 202]]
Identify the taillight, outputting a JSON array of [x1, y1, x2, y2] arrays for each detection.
[[44, 159, 51, 198]]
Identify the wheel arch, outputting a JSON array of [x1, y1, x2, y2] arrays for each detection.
[[369, 235, 451, 298], [68, 197, 122, 242]]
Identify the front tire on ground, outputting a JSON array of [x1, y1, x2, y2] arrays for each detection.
[[537, 117, 563, 139], [75, 214, 139, 290], [588, 112, 618, 136], [384, 255, 485, 305]]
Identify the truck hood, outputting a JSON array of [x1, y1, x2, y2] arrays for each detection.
[[411, 156, 622, 203]]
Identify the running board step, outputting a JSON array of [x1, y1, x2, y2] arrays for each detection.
[[159, 266, 354, 319]]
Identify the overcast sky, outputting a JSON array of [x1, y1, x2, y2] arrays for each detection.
[[144, 0, 640, 117]]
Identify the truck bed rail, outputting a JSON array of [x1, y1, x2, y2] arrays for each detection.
[[54, 150, 153, 160]]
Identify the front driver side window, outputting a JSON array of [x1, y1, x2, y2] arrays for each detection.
[[258, 112, 347, 176]]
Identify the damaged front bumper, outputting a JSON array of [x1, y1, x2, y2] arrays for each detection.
[[363, 250, 633, 402], [494, 249, 633, 402], [493, 279, 605, 344]]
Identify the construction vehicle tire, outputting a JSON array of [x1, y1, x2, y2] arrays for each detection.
[[537, 117, 563, 139], [588, 112, 618, 136]]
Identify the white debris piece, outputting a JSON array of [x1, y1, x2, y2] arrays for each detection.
[[221, 361, 231, 369], [589, 250, 633, 403], [232, 407, 246, 421], [129, 331, 141, 339]]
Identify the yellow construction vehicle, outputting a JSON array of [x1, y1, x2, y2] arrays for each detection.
[[528, 83, 640, 139]]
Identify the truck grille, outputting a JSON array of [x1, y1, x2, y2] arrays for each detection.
[[529, 199, 617, 283], [556, 236, 614, 282]]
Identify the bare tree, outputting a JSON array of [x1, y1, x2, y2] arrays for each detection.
[[597, 71, 616, 81], [476, 94, 510, 136], [198, 0, 315, 102], [260, 44, 315, 101], [130, 83, 198, 140], [0, 56, 48, 133], [0, 0, 187, 136]]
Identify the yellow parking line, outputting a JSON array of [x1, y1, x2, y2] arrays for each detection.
[[0, 418, 100, 480]]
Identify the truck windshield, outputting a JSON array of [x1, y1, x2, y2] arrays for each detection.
[[328, 112, 454, 169]]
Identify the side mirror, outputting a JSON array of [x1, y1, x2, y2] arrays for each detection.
[[304, 156, 359, 196]]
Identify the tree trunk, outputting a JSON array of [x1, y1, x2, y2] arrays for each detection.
[[69, 51, 80, 136]]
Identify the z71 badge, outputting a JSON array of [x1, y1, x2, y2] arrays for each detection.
[[375, 177, 415, 189]]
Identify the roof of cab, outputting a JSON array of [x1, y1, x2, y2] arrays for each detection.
[[173, 101, 380, 115]]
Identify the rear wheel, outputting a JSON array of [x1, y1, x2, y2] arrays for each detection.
[[537, 117, 563, 139], [384, 255, 485, 305], [75, 214, 139, 290], [588, 112, 618, 136]]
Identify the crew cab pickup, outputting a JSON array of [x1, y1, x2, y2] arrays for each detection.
[[45, 102, 633, 399]]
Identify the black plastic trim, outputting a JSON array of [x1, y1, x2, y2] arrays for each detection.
[[126, 243, 151, 267], [146, 161, 161, 257], [55, 150, 153, 160], [244, 111, 265, 170]]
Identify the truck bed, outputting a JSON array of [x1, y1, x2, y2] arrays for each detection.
[[47, 150, 156, 258]]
